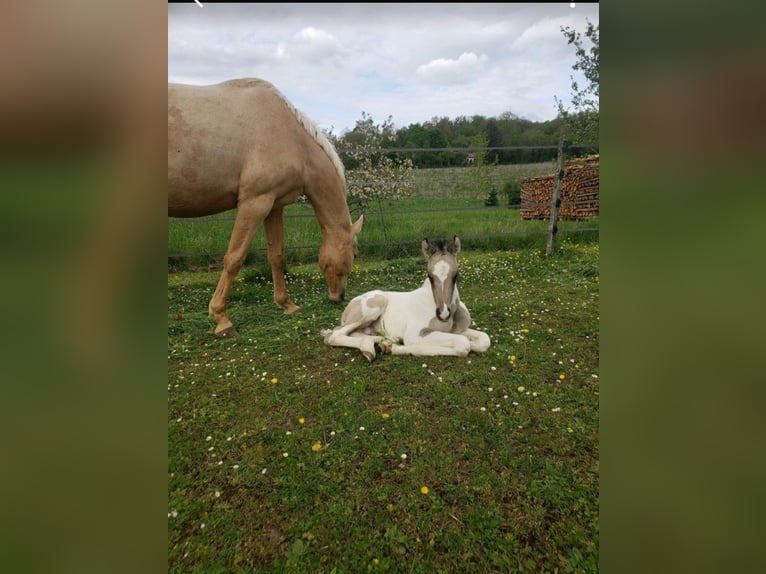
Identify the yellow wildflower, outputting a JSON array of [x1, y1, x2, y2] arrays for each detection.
[[298, 418, 305, 424], [311, 442, 322, 452], [270, 377, 278, 384], [420, 486, 429, 495]]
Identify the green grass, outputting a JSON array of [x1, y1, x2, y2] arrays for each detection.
[[168, 163, 598, 269], [409, 162, 557, 198], [168, 238, 599, 573]]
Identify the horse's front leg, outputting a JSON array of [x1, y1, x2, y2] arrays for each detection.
[[264, 207, 300, 314], [210, 195, 274, 336]]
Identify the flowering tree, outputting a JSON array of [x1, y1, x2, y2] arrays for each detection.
[[333, 112, 414, 211]]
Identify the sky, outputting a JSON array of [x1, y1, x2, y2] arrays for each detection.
[[168, 2, 599, 135]]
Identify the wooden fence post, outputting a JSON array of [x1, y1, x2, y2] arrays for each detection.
[[546, 131, 566, 255]]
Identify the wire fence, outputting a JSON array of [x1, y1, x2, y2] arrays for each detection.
[[168, 146, 598, 264]]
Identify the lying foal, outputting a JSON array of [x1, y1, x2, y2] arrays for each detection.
[[322, 237, 491, 361]]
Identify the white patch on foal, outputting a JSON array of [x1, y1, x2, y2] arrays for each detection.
[[431, 260, 453, 320], [432, 260, 450, 283]]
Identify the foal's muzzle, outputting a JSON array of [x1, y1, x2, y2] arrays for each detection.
[[435, 306, 450, 321]]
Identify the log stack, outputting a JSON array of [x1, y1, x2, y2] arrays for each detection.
[[520, 154, 599, 220]]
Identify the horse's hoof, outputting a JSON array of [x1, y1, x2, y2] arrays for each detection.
[[283, 304, 301, 315], [362, 350, 377, 362], [215, 325, 237, 338]]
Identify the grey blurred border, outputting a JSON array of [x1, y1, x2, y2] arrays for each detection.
[[1, 1, 763, 572], [0, 1, 167, 573], [604, 1, 765, 573]]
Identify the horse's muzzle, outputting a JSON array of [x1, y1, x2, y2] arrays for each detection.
[[329, 290, 345, 303]]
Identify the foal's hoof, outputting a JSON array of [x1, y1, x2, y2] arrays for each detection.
[[376, 340, 392, 354], [361, 341, 387, 362], [215, 325, 238, 338]]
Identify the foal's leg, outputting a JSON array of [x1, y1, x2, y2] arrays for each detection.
[[462, 328, 491, 353], [323, 293, 388, 361], [264, 207, 300, 314], [209, 195, 274, 337], [323, 328, 382, 362], [391, 332, 472, 357]]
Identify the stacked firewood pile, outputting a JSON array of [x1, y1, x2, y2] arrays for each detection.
[[520, 154, 599, 220]]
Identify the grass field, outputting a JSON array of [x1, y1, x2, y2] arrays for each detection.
[[168, 163, 598, 269], [168, 237, 599, 572]]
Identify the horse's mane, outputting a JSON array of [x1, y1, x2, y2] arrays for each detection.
[[236, 79, 347, 194], [287, 101, 347, 193]]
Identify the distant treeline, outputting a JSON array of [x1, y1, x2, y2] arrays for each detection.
[[332, 111, 598, 169]]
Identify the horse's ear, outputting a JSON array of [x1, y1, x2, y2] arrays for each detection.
[[422, 239, 432, 258], [352, 214, 364, 235], [448, 236, 461, 254]]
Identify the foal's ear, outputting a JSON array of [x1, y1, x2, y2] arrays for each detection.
[[448, 236, 461, 254], [421, 238, 432, 258]]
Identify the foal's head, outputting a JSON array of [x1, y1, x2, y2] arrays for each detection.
[[422, 236, 461, 321]]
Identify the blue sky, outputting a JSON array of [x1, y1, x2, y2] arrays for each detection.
[[168, 2, 599, 134]]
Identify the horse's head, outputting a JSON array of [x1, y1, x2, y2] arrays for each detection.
[[422, 236, 460, 322], [319, 215, 364, 303]]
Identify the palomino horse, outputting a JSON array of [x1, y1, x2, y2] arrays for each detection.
[[169, 79, 364, 336], [322, 237, 491, 361]]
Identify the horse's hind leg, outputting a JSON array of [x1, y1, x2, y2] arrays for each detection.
[[209, 196, 274, 336], [264, 207, 300, 314]]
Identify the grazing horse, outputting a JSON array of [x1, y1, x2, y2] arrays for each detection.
[[322, 237, 491, 361], [168, 78, 364, 336]]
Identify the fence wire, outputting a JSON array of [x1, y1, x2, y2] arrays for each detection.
[[168, 147, 598, 261]]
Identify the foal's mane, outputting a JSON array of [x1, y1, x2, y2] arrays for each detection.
[[237, 79, 347, 194], [430, 239, 448, 253]]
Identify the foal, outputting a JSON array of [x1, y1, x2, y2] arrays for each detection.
[[322, 237, 491, 361]]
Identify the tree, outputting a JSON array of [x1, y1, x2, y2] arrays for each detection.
[[555, 19, 599, 145], [335, 112, 414, 210], [468, 133, 496, 203], [485, 118, 503, 164]]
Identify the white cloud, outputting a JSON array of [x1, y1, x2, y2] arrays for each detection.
[[275, 27, 345, 64], [168, 3, 599, 133], [416, 52, 490, 85]]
